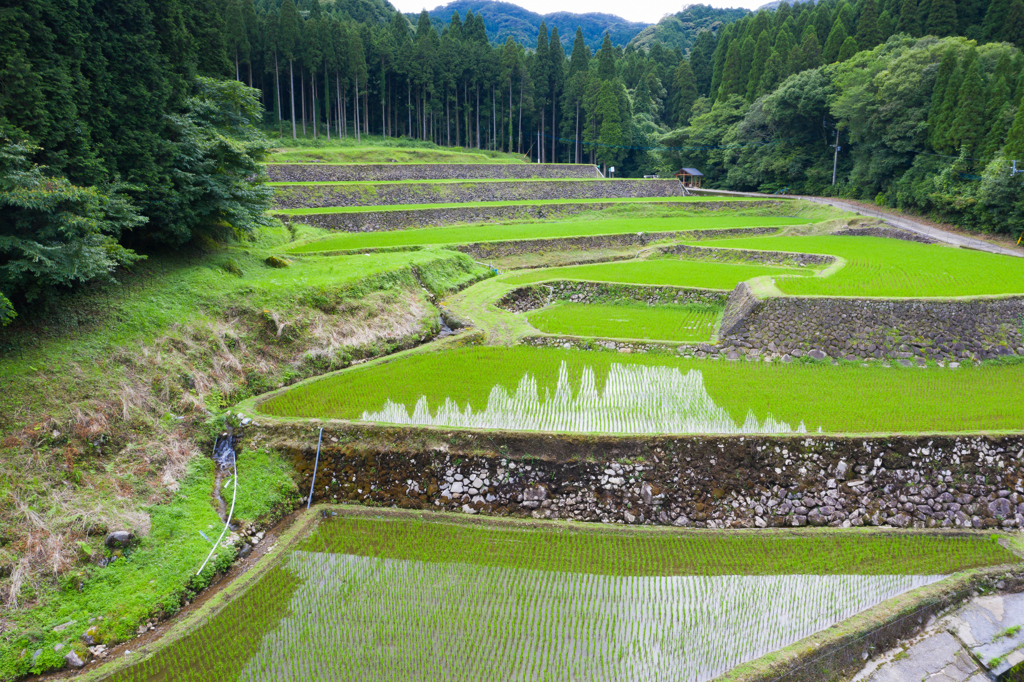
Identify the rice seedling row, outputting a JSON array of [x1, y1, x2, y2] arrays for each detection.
[[506, 259, 807, 290], [101, 516, 1014, 682], [526, 303, 720, 343]]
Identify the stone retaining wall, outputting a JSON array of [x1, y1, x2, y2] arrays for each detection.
[[455, 228, 780, 261], [278, 201, 781, 232], [272, 179, 687, 209], [496, 281, 727, 313], [720, 294, 1024, 364], [256, 423, 1024, 532], [266, 163, 602, 182], [659, 244, 836, 268], [835, 225, 937, 244]]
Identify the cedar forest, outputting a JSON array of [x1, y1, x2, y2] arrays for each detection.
[[2, 0, 1024, 322]]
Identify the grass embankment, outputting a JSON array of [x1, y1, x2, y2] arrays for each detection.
[[507, 258, 807, 289], [0, 451, 297, 680], [0, 222, 491, 679], [287, 215, 807, 252], [93, 513, 1017, 682], [258, 346, 1024, 434], [273, 196, 751, 214], [692, 234, 1024, 297], [527, 303, 720, 343]]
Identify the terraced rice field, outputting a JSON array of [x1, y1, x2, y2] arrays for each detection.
[[257, 346, 1024, 434], [286, 216, 803, 252], [507, 258, 807, 290], [527, 303, 720, 343], [100, 514, 1015, 682], [272, 196, 747, 214], [268, 147, 526, 164], [691, 234, 1024, 297]]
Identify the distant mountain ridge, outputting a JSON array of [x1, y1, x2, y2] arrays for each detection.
[[411, 0, 650, 50], [628, 4, 749, 53]]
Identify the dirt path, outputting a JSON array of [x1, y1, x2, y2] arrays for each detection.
[[687, 188, 1024, 258]]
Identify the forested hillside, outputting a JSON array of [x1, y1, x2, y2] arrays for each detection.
[[629, 5, 751, 53], [3, 0, 1024, 322], [414, 0, 650, 50]]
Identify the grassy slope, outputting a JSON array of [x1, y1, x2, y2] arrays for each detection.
[[527, 303, 720, 343], [287, 216, 807, 252], [692, 234, 1024, 297], [0, 451, 296, 679], [257, 346, 1024, 434], [0, 221, 491, 679]]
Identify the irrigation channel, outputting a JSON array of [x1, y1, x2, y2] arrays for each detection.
[[96, 512, 1013, 682]]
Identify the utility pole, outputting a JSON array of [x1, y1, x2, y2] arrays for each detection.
[[830, 128, 841, 185]]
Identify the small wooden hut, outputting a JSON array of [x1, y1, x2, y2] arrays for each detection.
[[674, 167, 704, 188]]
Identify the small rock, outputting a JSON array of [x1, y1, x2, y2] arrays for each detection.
[[53, 620, 76, 633], [461, 504, 477, 515], [65, 651, 85, 668], [104, 531, 133, 549], [624, 511, 636, 523]]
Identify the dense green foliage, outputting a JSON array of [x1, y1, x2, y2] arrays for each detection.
[[629, 5, 751, 53], [0, 1, 273, 314]]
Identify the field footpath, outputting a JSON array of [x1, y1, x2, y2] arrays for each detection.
[[687, 188, 1023, 258]]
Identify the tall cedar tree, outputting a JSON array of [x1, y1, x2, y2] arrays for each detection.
[[673, 60, 698, 125], [855, 0, 883, 48], [823, 19, 850, 62], [597, 33, 616, 80], [928, 48, 960, 152], [950, 48, 987, 159], [689, 30, 715, 97], [747, 32, 771, 100], [279, 0, 302, 138], [927, 0, 958, 36], [896, 0, 922, 35]]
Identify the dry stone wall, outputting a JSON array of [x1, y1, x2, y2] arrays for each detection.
[[456, 228, 779, 261], [496, 281, 727, 313], [258, 424, 1024, 531], [271, 179, 686, 209], [266, 163, 602, 182], [720, 294, 1024, 364], [660, 244, 835, 268], [278, 201, 781, 233]]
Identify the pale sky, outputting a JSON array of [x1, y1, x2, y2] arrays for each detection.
[[390, 0, 761, 26]]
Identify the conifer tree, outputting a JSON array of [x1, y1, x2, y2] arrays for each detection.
[[717, 39, 744, 99], [759, 48, 788, 93], [1004, 97, 1024, 159], [709, 28, 731, 99], [950, 49, 986, 158], [838, 36, 859, 61], [1006, 0, 1024, 47], [673, 59, 698, 126], [981, 75, 1014, 159], [279, 0, 302, 138], [896, 0, 922, 36], [983, 0, 1013, 40], [597, 33, 615, 81], [747, 31, 771, 100], [823, 19, 850, 62], [928, 49, 960, 153], [926, 0, 958, 37], [689, 30, 716, 97], [241, 0, 259, 85], [856, 0, 883, 49]]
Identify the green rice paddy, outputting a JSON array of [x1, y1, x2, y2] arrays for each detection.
[[692, 235, 1024, 297], [286, 217, 802, 253], [272, 196, 750, 214], [507, 258, 806, 290], [527, 303, 720, 342], [99, 514, 1015, 682], [257, 346, 1024, 434]]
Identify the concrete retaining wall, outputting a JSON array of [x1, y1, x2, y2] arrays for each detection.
[[266, 163, 602, 182]]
